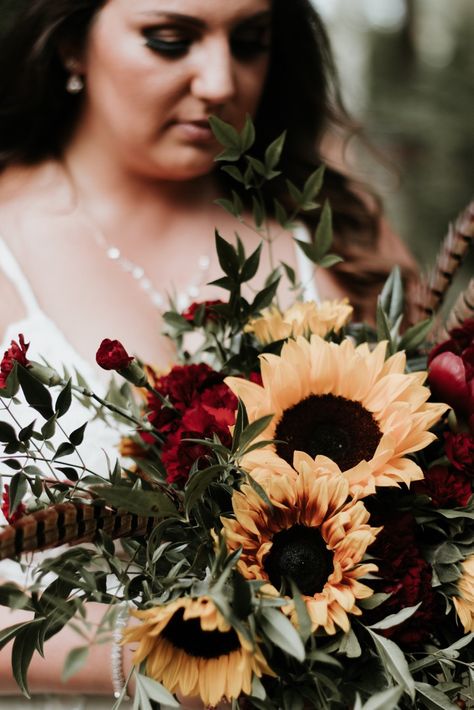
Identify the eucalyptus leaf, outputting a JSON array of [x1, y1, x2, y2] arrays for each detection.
[[135, 673, 180, 707], [361, 686, 404, 710], [259, 608, 305, 662], [61, 646, 89, 682], [313, 200, 333, 258], [92, 485, 180, 518], [264, 131, 286, 171], [368, 603, 421, 630], [415, 682, 459, 709], [8, 472, 28, 517], [366, 628, 415, 698], [55, 379, 72, 418]]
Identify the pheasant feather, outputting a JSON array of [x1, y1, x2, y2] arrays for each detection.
[[0, 501, 158, 560]]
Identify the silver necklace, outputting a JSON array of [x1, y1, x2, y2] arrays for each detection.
[[80, 207, 211, 312], [104, 244, 211, 311]]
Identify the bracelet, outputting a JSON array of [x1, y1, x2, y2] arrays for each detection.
[[111, 604, 131, 700]]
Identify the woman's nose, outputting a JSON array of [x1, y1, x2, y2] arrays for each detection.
[[191, 38, 236, 106]]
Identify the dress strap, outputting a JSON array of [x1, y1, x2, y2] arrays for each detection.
[[0, 235, 42, 317], [292, 223, 321, 304]]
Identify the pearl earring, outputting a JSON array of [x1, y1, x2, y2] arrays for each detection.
[[65, 58, 84, 94]]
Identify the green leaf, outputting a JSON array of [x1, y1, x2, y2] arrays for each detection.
[[208, 115, 241, 152], [376, 300, 394, 354], [318, 253, 344, 268], [367, 628, 415, 698], [289, 580, 312, 642], [136, 673, 179, 707], [41, 414, 57, 440], [18, 419, 36, 442], [380, 267, 404, 323], [220, 166, 245, 184], [232, 572, 252, 620], [53, 442, 76, 460], [250, 278, 280, 313], [215, 231, 240, 280], [92, 486, 181, 518], [61, 646, 89, 682], [361, 686, 404, 710], [313, 201, 333, 259], [236, 414, 274, 454], [55, 379, 72, 418], [0, 421, 18, 444], [398, 318, 433, 352], [17, 364, 54, 419], [12, 620, 44, 697], [246, 155, 266, 177], [9, 472, 28, 517], [274, 199, 289, 228], [251, 195, 265, 229], [184, 464, 224, 515], [0, 621, 33, 651], [240, 115, 256, 152], [69, 422, 87, 447], [415, 682, 459, 709], [368, 603, 421, 630], [259, 608, 305, 662], [339, 629, 362, 658], [264, 131, 286, 171], [281, 261, 296, 286], [240, 243, 262, 283], [302, 165, 325, 202]]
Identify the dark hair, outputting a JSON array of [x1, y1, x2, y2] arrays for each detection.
[[0, 0, 415, 318]]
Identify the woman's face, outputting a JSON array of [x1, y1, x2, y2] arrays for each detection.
[[76, 0, 272, 180]]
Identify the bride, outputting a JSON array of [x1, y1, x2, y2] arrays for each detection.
[[0, 0, 416, 706]]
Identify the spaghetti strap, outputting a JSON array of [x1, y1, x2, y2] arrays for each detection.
[[0, 235, 42, 317], [292, 223, 321, 304]]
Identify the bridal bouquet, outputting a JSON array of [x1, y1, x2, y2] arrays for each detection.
[[0, 120, 473, 710]]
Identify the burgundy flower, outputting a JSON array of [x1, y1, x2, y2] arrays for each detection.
[[428, 320, 474, 432], [96, 339, 134, 371], [367, 512, 438, 649], [1, 485, 26, 524], [0, 334, 29, 388], [162, 402, 234, 484], [182, 300, 224, 324], [445, 432, 474, 476], [146, 363, 224, 435], [413, 465, 472, 508]]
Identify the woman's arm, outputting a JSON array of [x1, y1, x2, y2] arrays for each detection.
[[0, 602, 131, 696]]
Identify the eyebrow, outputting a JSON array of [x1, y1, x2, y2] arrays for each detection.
[[137, 10, 271, 30]]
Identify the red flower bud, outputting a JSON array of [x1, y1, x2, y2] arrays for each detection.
[[0, 334, 29, 388], [445, 432, 474, 476], [428, 352, 470, 415], [96, 339, 134, 371]]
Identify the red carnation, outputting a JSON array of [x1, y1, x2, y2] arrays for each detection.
[[413, 465, 472, 508], [96, 339, 134, 371], [0, 334, 29, 388], [445, 432, 474, 476], [182, 300, 224, 324], [146, 363, 224, 434], [367, 512, 438, 649], [162, 402, 235, 484], [1, 485, 26, 524], [428, 320, 474, 433]]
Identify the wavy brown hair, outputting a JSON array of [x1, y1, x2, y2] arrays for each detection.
[[0, 0, 414, 319]]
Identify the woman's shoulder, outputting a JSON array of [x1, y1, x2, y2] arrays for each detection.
[[0, 160, 68, 218]]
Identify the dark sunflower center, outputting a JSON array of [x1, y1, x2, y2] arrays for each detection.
[[274, 394, 382, 470], [161, 608, 240, 659], [263, 524, 333, 596]]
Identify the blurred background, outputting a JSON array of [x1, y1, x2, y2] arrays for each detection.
[[312, 0, 474, 306], [0, 0, 472, 305]]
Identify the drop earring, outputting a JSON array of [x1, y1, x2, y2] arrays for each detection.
[[65, 58, 84, 94]]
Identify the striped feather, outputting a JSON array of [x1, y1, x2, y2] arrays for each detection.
[[433, 277, 474, 344], [410, 200, 474, 324], [0, 502, 158, 560]]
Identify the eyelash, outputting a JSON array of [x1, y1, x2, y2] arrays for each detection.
[[144, 28, 270, 61]]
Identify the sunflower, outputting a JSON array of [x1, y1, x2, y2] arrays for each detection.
[[222, 454, 380, 634], [123, 595, 273, 707], [244, 299, 352, 345], [226, 336, 448, 497], [452, 555, 474, 633]]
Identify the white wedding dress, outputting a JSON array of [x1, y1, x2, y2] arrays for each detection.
[[0, 235, 133, 709]]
